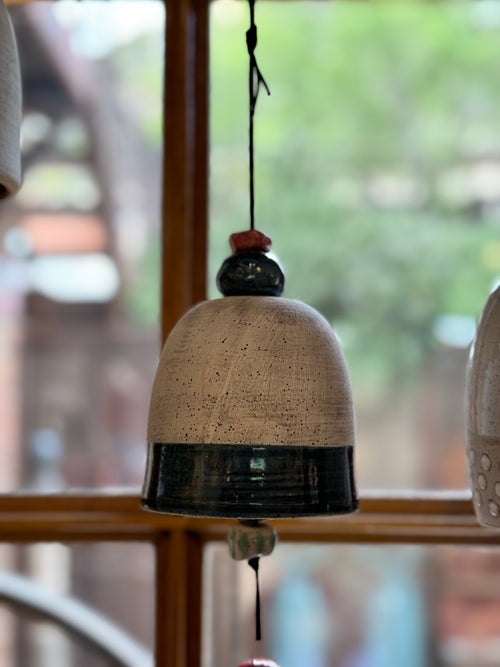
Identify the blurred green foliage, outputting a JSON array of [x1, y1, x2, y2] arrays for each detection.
[[209, 1, 500, 389], [122, 1, 500, 390], [112, 32, 164, 147]]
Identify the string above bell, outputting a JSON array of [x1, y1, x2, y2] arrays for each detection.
[[246, 0, 270, 231]]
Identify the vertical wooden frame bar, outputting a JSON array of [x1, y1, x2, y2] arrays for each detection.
[[157, 0, 209, 662], [161, 0, 209, 342], [155, 531, 203, 667]]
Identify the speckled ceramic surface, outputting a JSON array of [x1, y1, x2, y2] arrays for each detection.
[[466, 285, 500, 527], [143, 295, 357, 518], [0, 0, 21, 198], [148, 297, 354, 448]]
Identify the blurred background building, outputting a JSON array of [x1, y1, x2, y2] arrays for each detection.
[[0, 1, 500, 665]]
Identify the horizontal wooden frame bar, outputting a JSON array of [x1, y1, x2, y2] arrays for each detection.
[[0, 491, 499, 546]]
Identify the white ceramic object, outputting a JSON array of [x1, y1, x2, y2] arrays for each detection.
[[466, 285, 500, 527], [148, 297, 354, 449], [0, 0, 22, 198], [143, 295, 357, 518]]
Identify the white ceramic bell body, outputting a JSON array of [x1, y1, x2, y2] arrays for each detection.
[[466, 285, 500, 526], [0, 0, 22, 198], [143, 295, 357, 518]]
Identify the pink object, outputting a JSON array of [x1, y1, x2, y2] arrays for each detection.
[[466, 285, 500, 527], [229, 230, 272, 253], [237, 660, 281, 667]]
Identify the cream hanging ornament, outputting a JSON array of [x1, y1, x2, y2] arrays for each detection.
[[0, 0, 22, 199], [142, 0, 357, 522], [466, 284, 500, 527]]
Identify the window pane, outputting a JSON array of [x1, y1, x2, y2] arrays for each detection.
[[0, 1, 164, 491], [0, 542, 154, 666], [209, 0, 500, 491], [203, 541, 500, 667]]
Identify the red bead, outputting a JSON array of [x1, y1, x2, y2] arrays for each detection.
[[229, 230, 272, 254], [237, 660, 281, 667]]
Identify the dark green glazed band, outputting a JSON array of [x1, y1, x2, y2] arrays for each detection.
[[142, 442, 358, 519]]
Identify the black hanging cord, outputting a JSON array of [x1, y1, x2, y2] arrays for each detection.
[[248, 556, 262, 641], [246, 0, 270, 231]]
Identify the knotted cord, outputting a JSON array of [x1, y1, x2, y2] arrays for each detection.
[[246, 0, 270, 231]]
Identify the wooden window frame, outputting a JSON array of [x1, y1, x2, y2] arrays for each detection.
[[1, 0, 497, 665]]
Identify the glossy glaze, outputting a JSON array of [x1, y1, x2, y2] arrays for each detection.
[[142, 442, 357, 518], [216, 252, 285, 297]]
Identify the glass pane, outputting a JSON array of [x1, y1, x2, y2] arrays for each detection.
[[0, 542, 154, 666], [203, 541, 500, 667], [209, 0, 500, 491], [0, 1, 164, 491]]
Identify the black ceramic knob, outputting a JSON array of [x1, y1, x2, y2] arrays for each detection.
[[217, 251, 285, 297]]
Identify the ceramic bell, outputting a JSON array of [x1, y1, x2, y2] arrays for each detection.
[[466, 285, 500, 527], [0, 0, 22, 199], [143, 230, 357, 519]]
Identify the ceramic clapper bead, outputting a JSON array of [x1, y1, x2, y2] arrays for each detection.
[[228, 522, 277, 561], [466, 285, 500, 527]]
